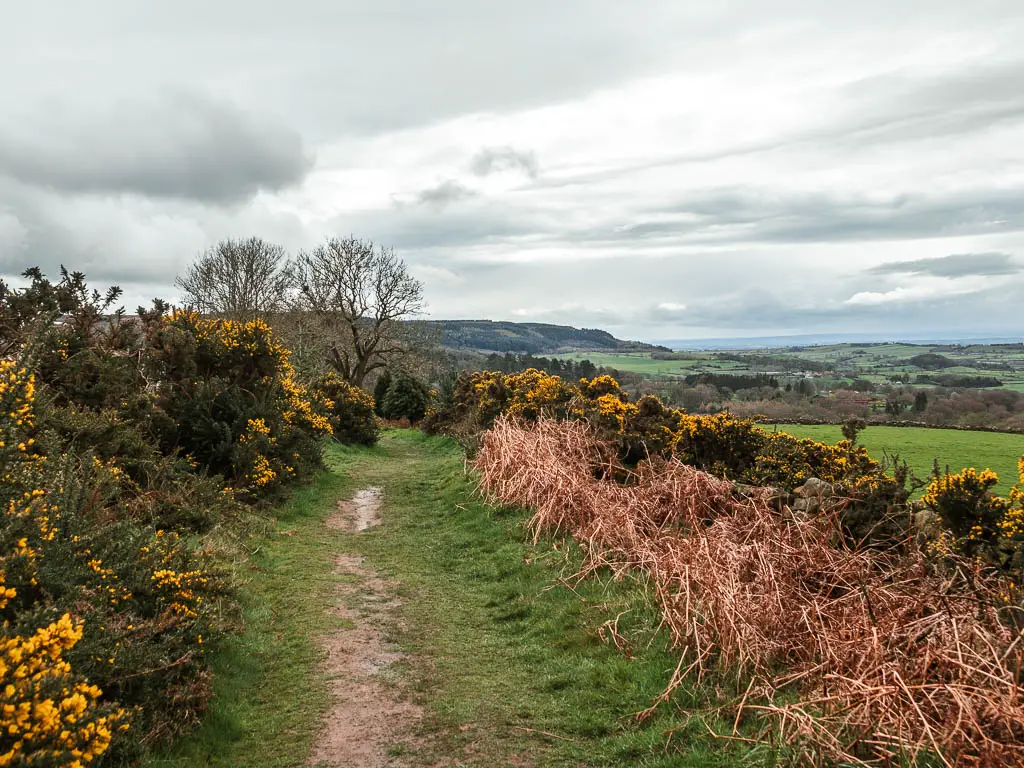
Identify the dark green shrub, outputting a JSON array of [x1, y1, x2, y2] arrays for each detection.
[[373, 369, 392, 416], [380, 372, 431, 423]]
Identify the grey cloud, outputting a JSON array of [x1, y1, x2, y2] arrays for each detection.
[[746, 191, 1024, 244], [414, 180, 478, 207], [1, 2, 724, 141], [565, 187, 1024, 247], [470, 147, 540, 179], [539, 58, 1024, 193], [4, 0, 1024, 340], [330, 183, 1024, 284], [462, 280, 1024, 339], [0, 176, 312, 292], [667, 279, 1024, 336], [0, 92, 313, 204], [867, 252, 1021, 278], [843, 60, 1024, 132], [412, 238, 1024, 339], [505, 305, 630, 328], [645, 303, 690, 323], [335, 201, 543, 252]]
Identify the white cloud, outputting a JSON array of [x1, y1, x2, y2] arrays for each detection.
[[2, 1, 1024, 338], [845, 277, 993, 306]]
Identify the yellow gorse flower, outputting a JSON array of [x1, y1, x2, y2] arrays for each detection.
[[0, 615, 127, 766]]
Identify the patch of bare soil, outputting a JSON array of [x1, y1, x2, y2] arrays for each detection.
[[327, 487, 383, 532], [310, 491, 422, 768]]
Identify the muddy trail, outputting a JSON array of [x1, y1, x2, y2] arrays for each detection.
[[310, 487, 422, 767]]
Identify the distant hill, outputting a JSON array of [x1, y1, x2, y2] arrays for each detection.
[[415, 320, 667, 354]]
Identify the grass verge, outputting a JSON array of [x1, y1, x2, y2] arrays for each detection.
[[346, 430, 779, 767], [145, 430, 780, 767], [142, 442, 384, 768]]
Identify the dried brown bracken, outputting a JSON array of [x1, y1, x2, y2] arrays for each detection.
[[474, 416, 1024, 767]]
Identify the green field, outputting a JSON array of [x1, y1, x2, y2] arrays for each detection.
[[767, 423, 1024, 495], [551, 350, 739, 377], [553, 343, 1024, 391]]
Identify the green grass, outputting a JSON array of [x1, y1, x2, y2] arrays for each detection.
[[551, 344, 1024, 390], [152, 431, 781, 767], [550, 351, 740, 377], [340, 430, 777, 766], [766, 423, 1024, 495]]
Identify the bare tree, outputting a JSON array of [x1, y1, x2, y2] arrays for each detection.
[[176, 237, 290, 319], [288, 236, 425, 387]]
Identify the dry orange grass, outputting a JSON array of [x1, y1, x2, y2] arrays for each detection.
[[474, 416, 1024, 766]]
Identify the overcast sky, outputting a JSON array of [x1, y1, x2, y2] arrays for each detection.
[[2, 1, 1023, 341]]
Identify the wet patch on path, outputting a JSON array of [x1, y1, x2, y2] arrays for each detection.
[[327, 487, 383, 532]]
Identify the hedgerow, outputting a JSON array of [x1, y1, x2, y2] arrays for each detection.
[[430, 370, 1024, 548], [0, 267, 356, 765], [0, 354, 223, 763], [428, 369, 891, 484]]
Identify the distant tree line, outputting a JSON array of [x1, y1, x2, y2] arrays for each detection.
[[915, 374, 1004, 388], [477, 352, 653, 394], [712, 352, 830, 373], [684, 372, 779, 390], [483, 352, 603, 379]]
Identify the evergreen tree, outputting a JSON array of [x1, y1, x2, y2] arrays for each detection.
[[913, 390, 929, 413], [380, 372, 431, 422], [373, 369, 393, 415]]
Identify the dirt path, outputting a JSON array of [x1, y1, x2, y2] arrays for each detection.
[[309, 488, 422, 767]]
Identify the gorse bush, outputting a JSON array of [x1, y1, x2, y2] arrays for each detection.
[[923, 462, 1024, 570], [1, 614, 128, 767], [146, 309, 332, 499], [423, 369, 573, 440], [747, 430, 881, 489], [924, 468, 1007, 544], [0, 267, 355, 765], [429, 369, 921, 544], [312, 373, 379, 445], [0, 356, 224, 763]]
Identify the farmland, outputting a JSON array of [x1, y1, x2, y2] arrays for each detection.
[[553, 342, 1024, 391], [767, 423, 1024, 495], [549, 342, 1024, 433], [552, 350, 750, 376]]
